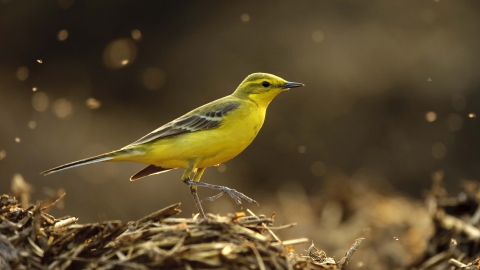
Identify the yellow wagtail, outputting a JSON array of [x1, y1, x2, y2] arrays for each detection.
[[42, 73, 304, 217]]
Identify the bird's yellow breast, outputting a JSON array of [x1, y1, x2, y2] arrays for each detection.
[[133, 100, 265, 168]]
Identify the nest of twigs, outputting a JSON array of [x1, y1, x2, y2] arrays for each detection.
[[0, 193, 363, 270]]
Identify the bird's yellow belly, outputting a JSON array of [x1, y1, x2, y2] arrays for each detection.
[[135, 106, 265, 168]]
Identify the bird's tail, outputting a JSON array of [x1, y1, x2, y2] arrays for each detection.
[[41, 149, 129, 176]]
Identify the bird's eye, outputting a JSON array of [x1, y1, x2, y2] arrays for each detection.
[[262, 81, 270, 88]]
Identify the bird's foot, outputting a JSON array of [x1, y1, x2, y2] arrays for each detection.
[[184, 180, 258, 208], [200, 192, 225, 202]]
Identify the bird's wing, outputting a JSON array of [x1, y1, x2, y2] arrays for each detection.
[[126, 101, 240, 147]]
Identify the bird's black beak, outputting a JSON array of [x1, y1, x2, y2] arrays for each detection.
[[283, 81, 305, 89]]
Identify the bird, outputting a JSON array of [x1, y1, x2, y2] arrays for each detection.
[[42, 73, 304, 218]]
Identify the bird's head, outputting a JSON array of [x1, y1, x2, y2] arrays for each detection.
[[232, 73, 304, 107]]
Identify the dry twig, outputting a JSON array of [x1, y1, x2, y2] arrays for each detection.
[[0, 193, 363, 269]]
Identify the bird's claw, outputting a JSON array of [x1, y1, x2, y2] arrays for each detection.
[[200, 187, 258, 207], [200, 192, 225, 203], [184, 179, 258, 207]]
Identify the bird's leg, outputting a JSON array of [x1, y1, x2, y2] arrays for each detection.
[[181, 160, 206, 218], [191, 167, 207, 217], [183, 179, 258, 208]]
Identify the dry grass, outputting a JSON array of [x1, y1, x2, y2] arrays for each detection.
[[0, 192, 362, 270]]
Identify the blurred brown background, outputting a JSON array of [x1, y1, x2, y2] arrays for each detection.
[[1, 1, 480, 263]]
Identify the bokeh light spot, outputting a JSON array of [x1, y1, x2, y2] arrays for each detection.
[[15, 137, 21, 143], [141, 67, 166, 91], [297, 145, 306, 153], [469, 113, 476, 118], [446, 113, 463, 132], [86, 98, 101, 109], [240, 13, 250, 22], [425, 111, 437, 122], [16, 67, 29, 81], [131, 29, 142, 41], [28, 120, 36, 129], [53, 98, 73, 119], [427, 77, 432, 82], [37, 59, 43, 64], [432, 170, 444, 182], [32, 87, 37, 91], [57, 29, 69, 41], [452, 94, 466, 111], [311, 30, 325, 43], [311, 161, 326, 177], [432, 143, 446, 159], [217, 164, 227, 173], [0, 150, 5, 160], [31, 92, 49, 112], [102, 38, 137, 69]]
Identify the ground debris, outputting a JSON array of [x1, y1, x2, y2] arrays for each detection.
[[410, 173, 480, 270], [0, 194, 363, 269]]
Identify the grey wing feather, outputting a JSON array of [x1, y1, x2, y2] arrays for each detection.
[[126, 102, 240, 147]]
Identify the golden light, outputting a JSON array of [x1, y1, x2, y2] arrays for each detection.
[[297, 145, 306, 153], [11, 173, 32, 209], [240, 13, 250, 22], [102, 38, 137, 69], [425, 111, 437, 122], [16, 67, 29, 81], [469, 113, 476, 118], [311, 161, 327, 177], [57, 29, 69, 41], [53, 98, 73, 119], [0, 150, 6, 160], [311, 30, 325, 43], [32, 87, 37, 91], [141, 67, 166, 91], [217, 164, 227, 173], [86, 97, 101, 109], [28, 120, 37, 129], [432, 143, 447, 159], [37, 59, 43, 64], [15, 137, 21, 143], [131, 29, 142, 41], [31, 92, 49, 112]]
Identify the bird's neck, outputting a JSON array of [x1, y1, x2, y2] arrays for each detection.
[[232, 90, 281, 109]]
